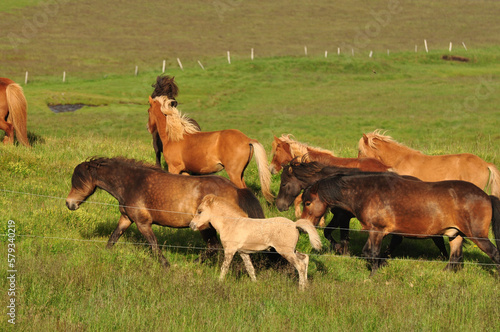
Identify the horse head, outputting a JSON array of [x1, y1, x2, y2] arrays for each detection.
[[276, 163, 304, 211], [66, 161, 98, 210], [300, 183, 329, 226], [269, 136, 293, 174]]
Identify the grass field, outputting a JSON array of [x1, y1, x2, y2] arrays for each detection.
[[1, 1, 500, 331]]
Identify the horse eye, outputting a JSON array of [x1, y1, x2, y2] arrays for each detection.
[[305, 202, 311, 207]]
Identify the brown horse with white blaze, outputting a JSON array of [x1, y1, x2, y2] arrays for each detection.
[[0, 77, 30, 147], [358, 130, 500, 197], [147, 95, 274, 202]]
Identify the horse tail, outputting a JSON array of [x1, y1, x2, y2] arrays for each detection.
[[249, 140, 274, 203], [490, 195, 500, 249], [487, 165, 500, 198], [5, 83, 30, 147], [236, 188, 265, 218], [295, 219, 322, 251]]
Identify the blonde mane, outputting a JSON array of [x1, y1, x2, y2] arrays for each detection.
[[361, 129, 421, 155], [154, 96, 200, 142], [279, 134, 335, 160]]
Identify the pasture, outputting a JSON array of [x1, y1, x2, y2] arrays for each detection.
[[1, 0, 500, 330]]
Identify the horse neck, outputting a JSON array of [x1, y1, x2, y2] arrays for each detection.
[[372, 140, 416, 167], [93, 165, 131, 205], [207, 207, 247, 233]]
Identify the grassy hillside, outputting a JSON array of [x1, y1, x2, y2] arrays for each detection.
[[1, 0, 500, 76], [1, 1, 500, 330]]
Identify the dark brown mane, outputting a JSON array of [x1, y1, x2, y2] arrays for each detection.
[[151, 75, 179, 99], [85, 156, 165, 173]]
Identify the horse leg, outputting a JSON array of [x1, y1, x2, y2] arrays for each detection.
[[362, 231, 386, 276], [444, 236, 463, 272], [468, 237, 500, 277], [432, 236, 449, 258], [336, 209, 352, 255], [135, 222, 170, 269], [0, 119, 13, 145], [198, 227, 221, 262], [276, 248, 309, 290], [152, 130, 163, 168], [239, 253, 257, 282], [106, 215, 132, 249], [220, 250, 236, 281], [383, 235, 403, 258]]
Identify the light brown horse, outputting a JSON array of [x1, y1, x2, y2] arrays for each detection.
[[269, 134, 390, 174], [358, 130, 500, 197], [0, 77, 30, 147], [147, 96, 273, 202], [190, 194, 321, 290]]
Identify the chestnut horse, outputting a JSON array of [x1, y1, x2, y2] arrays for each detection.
[[65, 157, 265, 269], [147, 95, 273, 202], [150, 75, 201, 167], [0, 77, 30, 147], [277, 160, 448, 257], [358, 130, 500, 197], [270, 134, 389, 174], [301, 172, 500, 276], [190, 194, 321, 290]]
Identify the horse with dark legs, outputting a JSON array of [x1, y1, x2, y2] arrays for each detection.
[[277, 159, 448, 257], [300, 173, 500, 277], [150, 75, 201, 168], [65, 157, 265, 269], [358, 130, 500, 197], [147, 95, 274, 202], [0, 77, 30, 147]]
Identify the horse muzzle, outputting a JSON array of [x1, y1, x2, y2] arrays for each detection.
[[65, 199, 80, 211], [189, 221, 198, 231], [276, 197, 292, 212]]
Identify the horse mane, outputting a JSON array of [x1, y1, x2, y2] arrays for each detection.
[[203, 194, 249, 218], [362, 129, 421, 155], [151, 75, 179, 99], [154, 96, 200, 141], [279, 134, 335, 160], [85, 156, 165, 173], [287, 159, 363, 181]]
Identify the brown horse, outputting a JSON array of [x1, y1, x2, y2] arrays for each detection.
[[65, 157, 265, 269], [277, 160, 448, 257], [190, 194, 321, 290], [150, 75, 201, 168], [270, 134, 389, 174], [0, 77, 30, 147], [301, 172, 500, 276], [147, 95, 274, 202], [358, 130, 500, 197]]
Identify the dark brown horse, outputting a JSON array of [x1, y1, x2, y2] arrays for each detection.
[[65, 157, 265, 269], [0, 77, 30, 147], [150, 75, 201, 168], [301, 173, 500, 276], [277, 160, 447, 256]]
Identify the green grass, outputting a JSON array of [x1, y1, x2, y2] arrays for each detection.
[[1, 1, 500, 330]]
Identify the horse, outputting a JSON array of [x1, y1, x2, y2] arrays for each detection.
[[269, 134, 390, 174], [150, 75, 201, 168], [277, 160, 448, 257], [147, 95, 274, 202], [300, 172, 500, 276], [0, 77, 30, 147], [65, 157, 265, 269], [358, 130, 500, 197], [189, 194, 321, 290]]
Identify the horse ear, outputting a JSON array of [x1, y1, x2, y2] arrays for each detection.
[[363, 133, 369, 144], [148, 95, 154, 104]]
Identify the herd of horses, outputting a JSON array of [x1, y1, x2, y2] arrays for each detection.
[[3, 75, 500, 288]]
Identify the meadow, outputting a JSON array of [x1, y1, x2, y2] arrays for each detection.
[[1, 1, 500, 331]]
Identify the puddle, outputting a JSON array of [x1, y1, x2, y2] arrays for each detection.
[[48, 104, 87, 113]]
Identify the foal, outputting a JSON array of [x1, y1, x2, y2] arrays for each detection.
[[190, 194, 322, 290]]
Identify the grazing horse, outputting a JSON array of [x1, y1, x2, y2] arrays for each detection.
[[190, 194, 321, 290], [269, 134, 389, 174], [300, 173, 500, 276], [150, 75, 201, 168], [147, 95, 274, 202], [0, 77, 30, 147], [277, 160, 448, 256], [358, 130, 500, 197], [65, 157, 265, 269]]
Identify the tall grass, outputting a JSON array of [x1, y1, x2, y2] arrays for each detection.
[[1, 51, 500, 330]]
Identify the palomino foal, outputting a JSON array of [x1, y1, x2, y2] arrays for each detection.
[[190, 194, 322, 290]]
